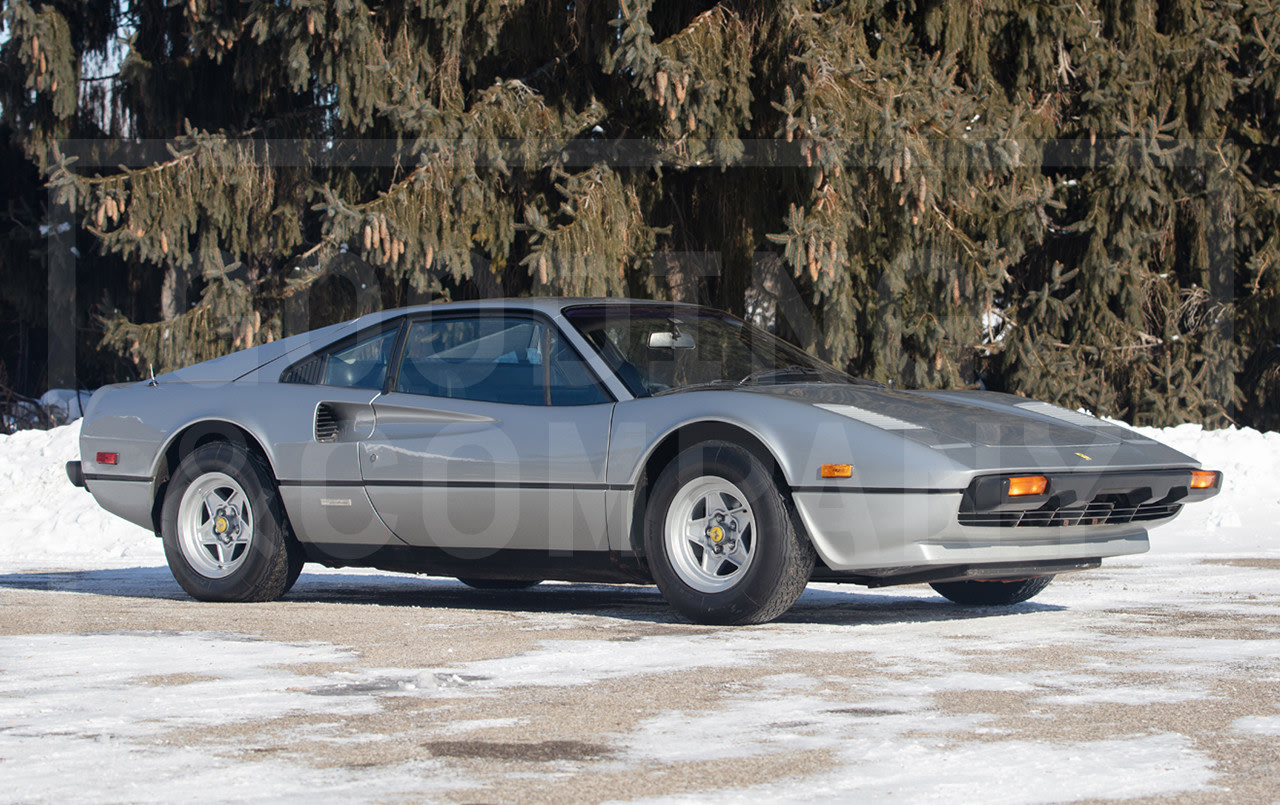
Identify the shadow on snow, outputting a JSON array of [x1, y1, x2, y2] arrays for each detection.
[[0, 566, 1065, 626]]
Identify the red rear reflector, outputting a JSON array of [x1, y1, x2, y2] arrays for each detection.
[[96, 452, 118, 465], [1007, 475, 1048, 497], [820, 464, 853, 478], [1190, 470, 1219, 489]]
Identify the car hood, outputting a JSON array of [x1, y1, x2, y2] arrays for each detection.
[[740, 383, 1147, 449]]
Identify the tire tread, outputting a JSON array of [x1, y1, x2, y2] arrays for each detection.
[[930, 575, 1054, 606]]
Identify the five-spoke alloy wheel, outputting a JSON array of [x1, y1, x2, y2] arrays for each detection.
[[161, 441, 302, 602], [663, 476, 758, 594], [645, 441, 815, 625], [176, 471, 255, 579]]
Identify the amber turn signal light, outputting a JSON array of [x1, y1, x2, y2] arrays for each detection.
[[1007, 475, 1048, 497], [820, 464, 853, 478], [1190, 470, 1220, 489]]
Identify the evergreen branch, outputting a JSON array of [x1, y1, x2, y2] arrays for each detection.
[[1252, 17, 1280, 63], [928, 200, 979, 259]]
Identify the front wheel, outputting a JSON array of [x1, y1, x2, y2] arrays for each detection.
[[930, 576, 1054, 606], [644, 441, 814, 625], [160, 441, 301, 602]]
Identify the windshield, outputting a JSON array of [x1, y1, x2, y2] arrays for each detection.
[[564, 304, 860, 397]]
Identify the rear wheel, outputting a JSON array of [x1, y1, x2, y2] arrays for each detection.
[[160, 442, 301, 602], [930, 576, 1054, 606], [644, 441, 814, 625]]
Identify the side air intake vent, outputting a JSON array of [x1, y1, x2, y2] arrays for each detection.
[[314, 403, 339, 443]]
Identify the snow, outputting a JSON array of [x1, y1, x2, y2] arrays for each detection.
[[624, 729, 1213, 805], [1, 421, 1277, 802], [0, 423, 162, 569], [0, 632, 372, 739], [0, 634, 461, 803], [1126, 422, 1280, 556]]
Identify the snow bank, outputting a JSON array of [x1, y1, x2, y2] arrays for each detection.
[[0, 421, 161, 570], [1131, 423, 1280, 556], [0, 420, 1274, 573]]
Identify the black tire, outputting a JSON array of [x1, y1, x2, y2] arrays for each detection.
[[930, 576, 1054, 606], [457, 578, 542, 590], [283, 548, 306, 594], [160, 441, 302, 602], [644, 441, 815, 625]]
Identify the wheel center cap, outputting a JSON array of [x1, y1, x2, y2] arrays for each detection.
[[214, 516, 229, 535], [707, 525, 725, 544]]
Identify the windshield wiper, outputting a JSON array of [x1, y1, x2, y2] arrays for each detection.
[[738, 365, 835, 386], [651, 379, 738, 396], [650, 366, 860, 396]]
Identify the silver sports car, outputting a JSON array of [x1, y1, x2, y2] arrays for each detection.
[[67, 298, 1221, 624]]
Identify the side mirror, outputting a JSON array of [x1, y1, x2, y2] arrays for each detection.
[[648, 331, 695, 350]]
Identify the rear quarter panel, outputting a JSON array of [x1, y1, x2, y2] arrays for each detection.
[[78, 377, 369, 532]]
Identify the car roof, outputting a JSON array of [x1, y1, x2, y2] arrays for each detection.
[[345, 297, 711, 329]]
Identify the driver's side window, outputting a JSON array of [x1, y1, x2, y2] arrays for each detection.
[[394, 315, 610, 406]]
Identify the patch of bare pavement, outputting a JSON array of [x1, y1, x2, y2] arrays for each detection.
[[2, 557, 1280, 803]]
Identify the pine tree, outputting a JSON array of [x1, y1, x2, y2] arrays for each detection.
[[1, 1, 1276, 428]]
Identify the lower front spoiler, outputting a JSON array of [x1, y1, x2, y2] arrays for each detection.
[[812, 557, 1102, 588], [792, 489, 1154, 572]]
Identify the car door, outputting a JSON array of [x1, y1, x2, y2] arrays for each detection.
[[359, 312, 615, 554], [273, 322, 406, 558]]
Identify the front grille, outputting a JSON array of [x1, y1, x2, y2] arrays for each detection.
[[314, 403, 339, 442], [958, 469, 1193, 528], [959, 501, 1183, 528]]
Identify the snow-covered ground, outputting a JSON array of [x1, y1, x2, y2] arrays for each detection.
[[2, 422, 1279, 803]]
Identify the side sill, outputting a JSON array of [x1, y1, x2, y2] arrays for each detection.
[[299, 544, 653, 585]]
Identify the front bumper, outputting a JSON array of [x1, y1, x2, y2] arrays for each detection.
[[791, 467, 1217, 576], [792, 487, 1154, 575]]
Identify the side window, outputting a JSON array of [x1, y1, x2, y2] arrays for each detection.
[[395, 316, 610, 406], [546, 329, 611, 406], [280, 328, 399, 390]]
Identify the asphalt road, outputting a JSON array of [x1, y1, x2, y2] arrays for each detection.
[[2, 558, 1279, 803]]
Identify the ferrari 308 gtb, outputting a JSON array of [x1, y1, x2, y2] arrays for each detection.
[[68, 298, 1221, 624]]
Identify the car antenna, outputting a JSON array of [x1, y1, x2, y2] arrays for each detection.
[[148, 363, 158, 387]]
